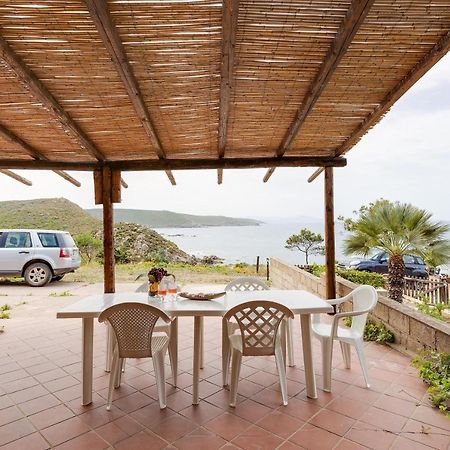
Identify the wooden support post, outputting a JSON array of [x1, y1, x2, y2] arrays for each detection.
[[94, 167, 121, 294], [324, 167, 336, 301]]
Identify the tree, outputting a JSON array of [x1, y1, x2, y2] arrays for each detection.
[[343, 200, 450, 302], [285, 228, 324, 264], [74, 234, 102, 263]]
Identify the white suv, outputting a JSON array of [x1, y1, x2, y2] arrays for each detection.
[[0, 229, 81, 287]]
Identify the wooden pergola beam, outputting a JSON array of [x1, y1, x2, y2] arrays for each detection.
[[0, 34, 105, 162], [217, 0, 240, 185], [85, 0, 176, 186], [308, 28, 450, 183], [0, 122, 81, 187], [263, 0, 374, 182], [0, 156, 346, 172], [0, 169, 32, 186]]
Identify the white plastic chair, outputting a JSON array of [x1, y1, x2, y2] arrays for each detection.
[[222, 277, 295, 386], [312, 285, 378, 392], [223, 300, 294, 407], [98, 302, 171, 410], [105, 283, 178, 386]]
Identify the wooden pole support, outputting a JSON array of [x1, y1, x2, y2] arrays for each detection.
[[0, 169, 32, 186], [324, 167, 336, 302]]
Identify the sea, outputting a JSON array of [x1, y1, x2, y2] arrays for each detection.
[[154, 221, 349, 265]]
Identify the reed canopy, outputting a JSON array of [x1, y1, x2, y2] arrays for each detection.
[[0, 0, 449, 184]]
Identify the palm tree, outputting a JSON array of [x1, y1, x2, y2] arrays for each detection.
[[344, 201, 450, 302]]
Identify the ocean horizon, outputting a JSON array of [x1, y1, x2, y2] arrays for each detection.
[[154, 221, 348, 265]]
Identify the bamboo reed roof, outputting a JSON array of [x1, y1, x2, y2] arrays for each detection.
[[0, 0, 449, 177]]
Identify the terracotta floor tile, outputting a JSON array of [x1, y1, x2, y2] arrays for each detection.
[[78, 404, 124, 428], [29, 404, 74, 430], [34, 367, 68, 383], [54, 431, 109, 450], [231, 399, 272, 422], [151, 414, 198, 442], [0, 395, 14, 411], [0, 406, 23, 427], [390, 435, 434, 450], [0, 431, 50, 450], [309, 408, 355, 436], [411, 405, 450, 431], [172, 427, 227, 450], [345, 422, 397, 450], [124, 373, 156, 390], [281, 397, 322, 422], [2, 376, 40, 394], [40, 416, 91, 446], [94, 421, 129, 445], [205, 412, 252, 440], [289, 423, 341, 450], [256, 410, 304, 438], [166, 390, 195, 412], [129, 402, 176, 428], [9, 384, 48, 404], [401, 418, 450, 449], [112, 390, 154, 414], [326, 396, 371, 420], [373, 394, 418, 418], [359, 406, 408, 433], [276, 441, 304, 450], [232, 425, 284, 450], [185, 380, 223, 399], [0, 417, 36, 446], [112, 414, 144, 436], [334, 438, 369, 449], [18, 393, 61, 416], [340, 386, 381, 405], [114, 429, 167, 450], [179, 401, 223, 424], [246, 371, 280, 388]]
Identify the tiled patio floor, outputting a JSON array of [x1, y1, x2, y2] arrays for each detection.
[[1, 288, 450, 449]]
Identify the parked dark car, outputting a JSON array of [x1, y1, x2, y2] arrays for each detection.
[[347, 251, 428, 278]]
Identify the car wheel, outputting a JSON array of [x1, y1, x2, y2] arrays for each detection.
[[24, 263, 52, 287], [52, 275, 65, 282]]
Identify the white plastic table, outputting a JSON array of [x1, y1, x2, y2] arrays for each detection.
[[56, 290, 333, 405]]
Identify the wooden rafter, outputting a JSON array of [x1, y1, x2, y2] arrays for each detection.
[[0, 169, 32, 186], [85, 0, 176, 186], [0, 156, 346, 172], [0, 122, 81, 187], [217, 0, 240, 185], [263, 0, 374, 182], [308, 28, 450, 183], [0, 34, 105, 161]]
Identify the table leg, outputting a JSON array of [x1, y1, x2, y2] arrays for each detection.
[[300, 314, 317, 399], [193, 316, 201, 405], [222, 317, 229, 387], [199, 316, 204, 369], [170, 318, 178, 387], [82, 317, 94, 405]]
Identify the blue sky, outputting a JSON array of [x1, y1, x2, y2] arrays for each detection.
[[2, 53, 450, 221]]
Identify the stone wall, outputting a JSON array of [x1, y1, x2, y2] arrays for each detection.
[[270, 257, 450, 354]]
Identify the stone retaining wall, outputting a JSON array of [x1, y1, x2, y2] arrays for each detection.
[[270, 257, 450, 354]]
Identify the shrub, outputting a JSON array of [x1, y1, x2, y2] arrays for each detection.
[[344, 317, 394, 343], [412, 351, 450, 416], [417, 294, 449, 321], [336, 268, 385, 288]]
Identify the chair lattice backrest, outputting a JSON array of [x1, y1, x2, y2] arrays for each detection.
[[98, 302, 170, 359], [225, 276, 269, 292], [224, 301, 294, 356]]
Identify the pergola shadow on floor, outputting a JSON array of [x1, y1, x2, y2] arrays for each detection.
[[1, 308, 450, 449]]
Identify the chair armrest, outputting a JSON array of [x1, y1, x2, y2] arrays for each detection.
[[330, 308, 372, 337]]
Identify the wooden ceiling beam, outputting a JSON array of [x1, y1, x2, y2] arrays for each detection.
[[0, 122, 81, 187], [0, 156, 346, 172], [217, 0, 240, 185], [0, 169, 32, 186], [0, 34, 105, 162], [308, 28, 450, 183], [263, 0, 374, 182], [85, 0, 176, 186]]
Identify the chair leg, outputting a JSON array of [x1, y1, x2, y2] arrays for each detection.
[[169, 318, 178, 387], [153, 351, 167, 409], [275, 345, 289, 405], [222, 318, 231, 387], [340, 342, 352, 369], [114, 358, 124, 388], [354, 340, 371, 388], [321, 338, 333, 392], [286, 318, 295, 367], [105, 324, 114, 372], [229, 350, 242, 407], [107, 352, 119, 411]]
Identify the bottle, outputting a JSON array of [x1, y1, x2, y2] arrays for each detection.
[[158, 278, 168, 299]]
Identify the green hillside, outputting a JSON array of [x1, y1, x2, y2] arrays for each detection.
[[0, 198, 100, 235], [86, 208, 262, 228]]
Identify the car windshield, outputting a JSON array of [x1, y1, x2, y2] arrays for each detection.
[[370, 252, 385, 261]]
